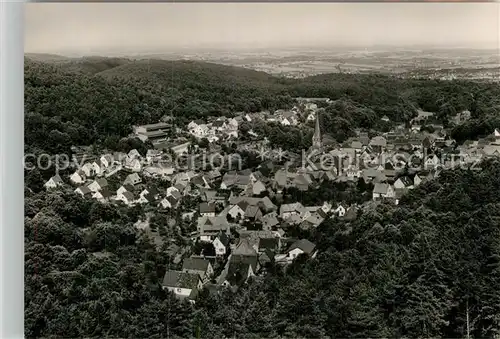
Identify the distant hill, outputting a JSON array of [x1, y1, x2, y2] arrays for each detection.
[[25, 55, 132, 75], [25, 53, 72, 63], [96, 59, 283, 88]]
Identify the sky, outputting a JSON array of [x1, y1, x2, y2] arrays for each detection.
[[25, 3, 499, 55]]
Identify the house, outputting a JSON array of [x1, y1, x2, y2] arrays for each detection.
[[381, 115, 390, 122], [213, 232, 230, 257], [333, 204, 346, 217], [92, 188, 112, 203], [44, 174, 64, 189], [140, 187, 160, 200], [394, 176, 414, 190], [251, 180, 267, 196], [413, 174, 423, 187], [342, 206, 358, 221], [117, 190, 135, 206], [162, 270, 203, 302], [136, 193, 155, 205], [70, 170, 86, 185], [128, 149, 141, 160], [123, 173, 142, 186], [74, 185, 92, 198], [182, 257, 214, 283], [198, 216, 231, 242], [124, 157, 142, 172], [171, 142, 191, 156], [134, 122, 170, 143], [87, 178, 108, 192], [117, 184, 135, 196], [81, 162, 96, 177], [145, 149, 162, 163], [280, 202, 305, 220], [286, 239, 317, 260], [224, 258, 256, 287], [262, 212, 279, 230], [160, 196, 178, 209], [258, 237, 280, 253], [100, 154, 114, 168], [199, 202, 216, 217], [372, 183, 395, 200], [245, 205, 263, 222], [227, 203, 246, 221], [369, 136, 387, 152]]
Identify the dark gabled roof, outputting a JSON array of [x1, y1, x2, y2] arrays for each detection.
[[162, 270, 200, 290], [287, 239, 316, 255], [170, 190, 182, 200], [146, 186, 159, 196], [200, 202, 216, 214], [217, 231, 230, 247], [76, 185, 91, 195], [182, 257, 210, 272], [122, 191, 135, 201], [396, 176, 413, 187], [230, 253, 258, 271], [233, 238, 257, 257], [342, 207, 358, 221], [245, 205, 262, 218], [258, 237, 279, 251], [226, 262, 251, 287], [167, 195, 178, 205], [99, 188, 112, 198], [97, 178, 108, 187], [52, 174, 63, 183], [142, 193, 155, 203], [123, 184, 135, 192]]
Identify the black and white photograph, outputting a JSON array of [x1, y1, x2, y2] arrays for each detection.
[[23, 3, 500, 338]]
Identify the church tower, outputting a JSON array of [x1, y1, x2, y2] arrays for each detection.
[[312, 113, 322, 149]]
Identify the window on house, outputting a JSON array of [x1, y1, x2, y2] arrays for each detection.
[[176, 288, 182, 293]]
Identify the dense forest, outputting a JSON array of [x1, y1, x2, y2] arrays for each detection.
[[25, 57, 500, 155], [25, 158, 500, 338], [24, 56, 500, 338]]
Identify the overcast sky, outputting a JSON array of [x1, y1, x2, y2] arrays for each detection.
[[25, 3, 499, 55]]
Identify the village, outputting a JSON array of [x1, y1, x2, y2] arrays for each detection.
[[42, 97, 500, 303]]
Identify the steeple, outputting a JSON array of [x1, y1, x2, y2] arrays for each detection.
[[312, 112, 322, 149]]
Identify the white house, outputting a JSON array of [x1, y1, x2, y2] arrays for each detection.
[[81, 163, 96, 177], [128, 149, 141, 160], [123, 173, 142, 186], [213, 232, 230, 256], [124, 158, 142, 172], [87, 178, 108, 193], [117, 184, 134, 196], [162, 270, 202, 303], [44, 174, 64, 189], [372, 183, 395, 200], [280, 202, 305, 220], [92, 189, 112, 203], [160, 196, 178, 209], [414, 174, 423, 187], [91, 161, 104, 176], [74, 185, 91, 198], [334, 205, 346, 217], [251, 180, 267, 196], [100, 154, 114, 168], [286, 239, 317, 261], [116, 191, 135, 206], [227, 204, 245, 220], [70, 170, 86, 185]]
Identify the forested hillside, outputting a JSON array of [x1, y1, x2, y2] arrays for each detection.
[[24, 56, 500, 338], [25, 56, 500, 155], [25, 158, 500, 338]]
